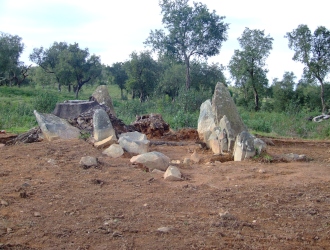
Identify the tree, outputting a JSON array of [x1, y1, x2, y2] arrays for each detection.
[[108, 62, 128, 99], [286, 25, 330, 113], [30, 42, 102, 98], [272, 72, 296, 112], [228, 28, 273, 111], [124, 51, 159, 102], [0, 32, 30, 87], [144, 0, 228, 90]]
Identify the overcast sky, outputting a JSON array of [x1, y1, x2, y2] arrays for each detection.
[[1, 0, 329, 83]]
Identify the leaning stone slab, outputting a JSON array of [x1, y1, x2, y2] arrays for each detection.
[[164, 166, 182, 181], [197, 100, 216, 140], [102, 144, 124, 158], [212, 82, 246, 137], [233, 131, 256, 161], [118, 131, 150, 154], [93, 109, 116, 142], [130, 151, 170, 171], [34, 110, 81, 141], [91, 85, 116, 116], [94, 135, 117, 149]]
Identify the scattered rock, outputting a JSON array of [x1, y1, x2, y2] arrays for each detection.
[[93, 109, 116, 142], [130, 151, 170, 171], [34, 110, 81, 141], [157, 227, 172, 233], [183, 158, 191, 165], [282, 153, 307, 161], [164, 166, 182, 181], [102, 144, 124, 158], [151, 169, 165, 174], [34, 212, 41, 217], [190, 150, 200, 163], [254, 138, 267, 155], [94, 135, 117, 149], [1, 199, 8, 206], [119, 131, 150, 154], [79, 156, 98, 168]]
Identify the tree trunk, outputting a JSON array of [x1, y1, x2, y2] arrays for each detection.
[[184, 55, 191, 90], [252, 86, 259, 111], [319, 80, 326, 113]]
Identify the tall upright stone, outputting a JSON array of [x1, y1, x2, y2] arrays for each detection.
[[197, 100, 216, 140], [91, 85, 116, 116], [93, 109, 116, 142], [212, 82, 246, 137]]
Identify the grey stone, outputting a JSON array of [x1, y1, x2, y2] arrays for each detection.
[[79, 156, 98, 168], [233, 131, 256, 161], [197, 100, 216, 140], [130, 151, 170, 171], [164, 166, 182, 181], [254, 138, 267, 155], [91, 85, 116, 116], [118, 131, 150, 154], [34, 110, 81, 141], [102, 144, 124, 158], [52, 100, 99, 119], [219, 115, 235, 152], [283, 153, 307, 161], [212, 82, 246, 137], [93, 109, 116, 142]]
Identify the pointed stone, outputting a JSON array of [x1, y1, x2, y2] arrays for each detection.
[[233, 131, 256, 161], [93, 109, 116, 142], [91, 85, 116, 116], [212, 82, 246, 137]]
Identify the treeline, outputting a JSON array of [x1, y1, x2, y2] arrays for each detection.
[[1, 0, 329, 114]]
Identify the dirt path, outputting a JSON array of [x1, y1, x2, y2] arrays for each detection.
[[1, 135, 330, 249]]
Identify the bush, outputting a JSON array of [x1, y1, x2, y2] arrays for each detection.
[[33, 90, 59, 113]]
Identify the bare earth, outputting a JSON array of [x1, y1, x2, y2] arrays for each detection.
[[1, 131, 330, 250]]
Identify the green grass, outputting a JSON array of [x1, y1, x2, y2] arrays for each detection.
[[1, 84, 330, 139]]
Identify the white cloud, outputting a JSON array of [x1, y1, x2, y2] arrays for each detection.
[[1, 0, 329, 82]]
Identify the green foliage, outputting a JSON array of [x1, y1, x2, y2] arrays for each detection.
[[145, 0, 228, 89], [33, 90, 59, 113], [286, 25, 330, 112], [229, 28, 273, 111]]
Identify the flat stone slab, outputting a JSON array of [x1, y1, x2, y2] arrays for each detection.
[[53, 100, 99, 120], [34, 110, 81, 141]]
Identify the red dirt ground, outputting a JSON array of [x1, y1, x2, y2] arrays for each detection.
[[1, 131, 330, 249]]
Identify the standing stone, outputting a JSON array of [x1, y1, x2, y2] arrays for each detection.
[[212, 82, 246, 137], [34, 110, 81, 141], [233, 131, 256, 161], [93, 109, 116, 142], [197, 100, 216, 140], [91, 85, 116, 116], [219, 115, 235, 152]]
